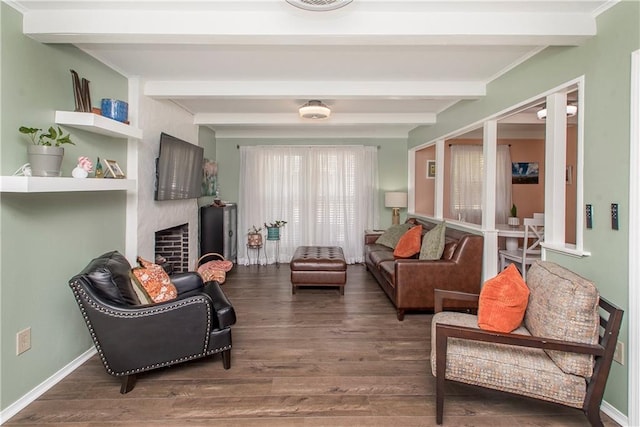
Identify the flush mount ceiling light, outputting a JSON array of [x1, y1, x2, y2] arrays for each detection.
[[299, 100, 331, 120], [536, 104, 578, 120], [286, 0, 353, 12]]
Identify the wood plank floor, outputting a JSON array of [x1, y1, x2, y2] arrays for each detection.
[[6, 264, 620, 426]]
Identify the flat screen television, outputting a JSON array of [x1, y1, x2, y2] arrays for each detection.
[[154, 132, 204, 201]]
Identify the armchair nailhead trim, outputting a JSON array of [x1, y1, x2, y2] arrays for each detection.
[[70, 281, 228, 376]]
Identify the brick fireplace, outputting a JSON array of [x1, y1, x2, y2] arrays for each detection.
[[154, 223, 189, 273]]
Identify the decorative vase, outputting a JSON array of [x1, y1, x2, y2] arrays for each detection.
[[27, 145, 64, 177], [508, 216, 520, 226], [248, 233, 263, 247], [266, 227, 280, 240], [72, 166, 88, 178]]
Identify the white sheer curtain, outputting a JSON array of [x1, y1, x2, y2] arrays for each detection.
[[495, 145, 513, 224], [450, 144, 512, 225], [238, 145, 378, 264]]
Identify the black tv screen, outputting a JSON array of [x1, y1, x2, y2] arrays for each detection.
[[155, 132, 204, 201]]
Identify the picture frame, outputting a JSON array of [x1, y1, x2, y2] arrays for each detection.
[[427, 160, 436, 179], [512, 162, 539, 184], [103, 159, 125, 179]]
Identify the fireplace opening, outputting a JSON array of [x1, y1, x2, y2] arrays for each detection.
[[155, 223, 189, 274]]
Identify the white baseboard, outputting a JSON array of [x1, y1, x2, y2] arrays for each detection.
[[0, 348, 96, 425], [602, 399, 629, 427]]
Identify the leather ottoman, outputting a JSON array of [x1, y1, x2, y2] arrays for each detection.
[[290, 246, 347, 294]]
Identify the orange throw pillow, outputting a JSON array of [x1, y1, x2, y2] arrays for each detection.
[[477, 264, 530, 333], [393, 225, 423, 258], [130, 257, 178, 303]]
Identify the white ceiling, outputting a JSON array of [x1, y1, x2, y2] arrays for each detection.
[[9, 0, 613, 138]]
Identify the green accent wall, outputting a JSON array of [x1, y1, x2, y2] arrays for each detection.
[[215, 137, 408, 229], [1, 4, 129, 410], [409, 1, 639, 414]]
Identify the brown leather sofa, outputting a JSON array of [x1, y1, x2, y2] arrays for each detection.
[[364, 218, 484, 320]]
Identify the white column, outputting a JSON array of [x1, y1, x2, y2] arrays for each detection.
[[125, 77, 140, 263], [544, 91, 567, 247], [482, 120, 498, 279]]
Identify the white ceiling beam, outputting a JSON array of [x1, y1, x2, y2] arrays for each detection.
[[145, 80, 486, 99], [212, 125, 417, 139], [22, 10, 596, 46], [194, 112, 436, 125]]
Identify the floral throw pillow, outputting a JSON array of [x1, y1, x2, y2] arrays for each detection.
[[419, 221, 447, 260], [375, 223, 413, 249], [130, 257, 177, 303]]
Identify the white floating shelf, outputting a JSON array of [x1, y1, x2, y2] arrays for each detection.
[[55, 111, 143, 139], [0, 176, 136, 193]]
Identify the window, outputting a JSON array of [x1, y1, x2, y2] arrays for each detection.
[[238, 145, 378, 264]]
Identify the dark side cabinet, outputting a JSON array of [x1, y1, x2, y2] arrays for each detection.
[[200, 204, 237, 263]]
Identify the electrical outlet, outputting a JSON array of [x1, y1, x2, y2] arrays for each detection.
[[16, 327, 31, 355], [613, 340, 624, 365]]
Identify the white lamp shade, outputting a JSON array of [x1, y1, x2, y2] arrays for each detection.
[[385, 192, 408, 208]]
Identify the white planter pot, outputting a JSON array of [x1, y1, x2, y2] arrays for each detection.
[[27, 145, 64, 177], [507, 216, 520, 226]]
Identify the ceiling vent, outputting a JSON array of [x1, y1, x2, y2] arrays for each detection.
[[286, 0, 353, 12]]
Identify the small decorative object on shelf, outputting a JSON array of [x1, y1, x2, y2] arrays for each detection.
[[72, 156, 93, 178], [19, 125, 75, 177], [70, 69, 92, 113], [247, 225, 263, 247], [95, 157, 104, 178], [508, 204, 520, 226], [101, 98, 129, 123], [103, 159, 125, 179], [264, 220, 287, 240]]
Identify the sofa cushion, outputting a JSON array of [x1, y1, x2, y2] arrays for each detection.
[[431, 312, 586, 408], [130, 257, 178, 303], [394, 225, 422, 258], [73, 251, 140, 306], [525, 261, 600, 378], [478, 264, 529, 333], [375, 223, 413, 249], [419, 221, 446, 260], [369, 249, 395, 267], [379, 261, 396, 287]]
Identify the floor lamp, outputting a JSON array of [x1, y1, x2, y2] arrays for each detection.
[[385, 192, 408, 225]]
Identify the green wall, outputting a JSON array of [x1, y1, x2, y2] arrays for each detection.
[[215, 137, 408, 229], [409, 1, 639, 414], [1, 3, 129, 410]]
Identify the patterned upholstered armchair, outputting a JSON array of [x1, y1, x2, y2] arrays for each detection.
[[431, 261, 623, 427]]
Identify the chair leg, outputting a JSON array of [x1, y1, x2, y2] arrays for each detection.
[[120, 374, 137, 394], [222, 349, 231, 369], [396, 309, 405, 321], [584, 404, 604, 427]]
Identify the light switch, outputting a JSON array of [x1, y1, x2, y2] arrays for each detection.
[[586, 204, 593, 229], [611, 203, 619, 230]]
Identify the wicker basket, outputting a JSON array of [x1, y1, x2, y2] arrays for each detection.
[[195, 253, 233, 284]]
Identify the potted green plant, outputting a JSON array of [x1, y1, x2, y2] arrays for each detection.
[[19, 125, 75, 177], [264, 220, 287, 240], [247, 225, 263, 247], [508, 204, 519, 226]]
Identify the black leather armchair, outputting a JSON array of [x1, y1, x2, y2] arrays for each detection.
[[69, 251, 236, 393]]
